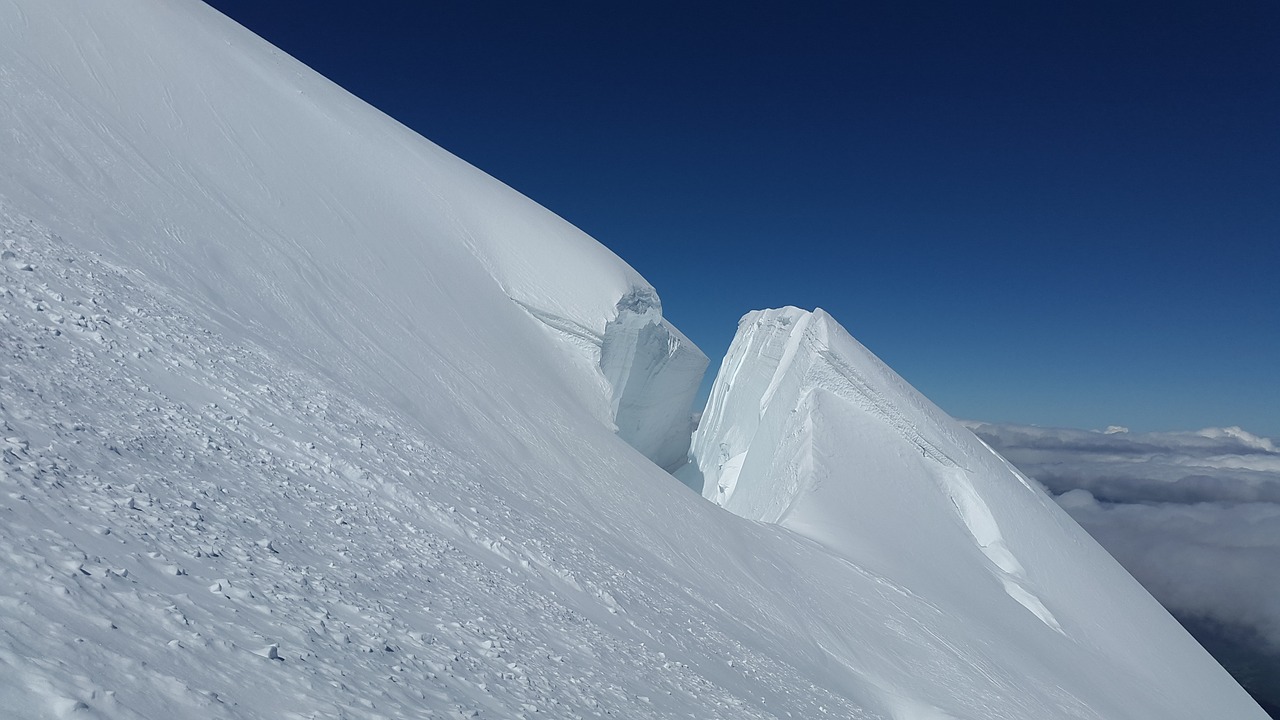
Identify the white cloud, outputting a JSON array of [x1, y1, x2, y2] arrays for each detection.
[[970, 422, 1280, 707], [966, 422, 1280, 504], [1059, 491, 1280, 651]]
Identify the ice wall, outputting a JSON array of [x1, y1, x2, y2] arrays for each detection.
[[691, 307, 820, 513], [599, 289, 708, 471], [511, 286, 706, 470]]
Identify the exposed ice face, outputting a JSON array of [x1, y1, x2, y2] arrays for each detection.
[[510, 286, 707, 470], [600, 289, 708, 471], [692, 307, 817, 513]]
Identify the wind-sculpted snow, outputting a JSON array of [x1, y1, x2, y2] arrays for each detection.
[[691, 307, 1266, 716], [0, 0, 702, 469], [0, 1, 1267, 718], [691, 309, 1058, 625], [0, 209, 743, 718]]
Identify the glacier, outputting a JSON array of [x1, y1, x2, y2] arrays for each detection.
[[0, 1, 1267, 718]]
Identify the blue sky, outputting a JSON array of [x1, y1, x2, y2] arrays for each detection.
[[205, 0, 1279, 436]]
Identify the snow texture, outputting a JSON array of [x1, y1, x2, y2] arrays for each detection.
[[0, 1, 1267, 718], [691, 307, 1266, 717], [0, 0, 703, 472]]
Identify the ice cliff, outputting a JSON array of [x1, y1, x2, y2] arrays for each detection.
[[598, 289, 708, 470], [516, 286, 707, 471]]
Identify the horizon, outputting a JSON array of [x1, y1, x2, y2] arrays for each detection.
[[204, 0, 1279, 436], [2, 2, 1276, 715]]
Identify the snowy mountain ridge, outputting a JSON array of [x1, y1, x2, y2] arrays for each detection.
[[688, 305, 1236, 651], [0, 1, 1268, 718]]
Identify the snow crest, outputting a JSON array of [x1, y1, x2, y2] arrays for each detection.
[[0, 0, 703, 472], [691, 308, 1063, 627], [689, 308, 1272, 701]]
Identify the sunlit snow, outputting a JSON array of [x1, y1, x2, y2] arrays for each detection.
[[0, 1, 1267, 718]]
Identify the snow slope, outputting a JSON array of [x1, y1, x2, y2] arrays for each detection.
[[690, 308, 1268, 717], [0, 1, 1265, 718], [0, 0, 705, 469]]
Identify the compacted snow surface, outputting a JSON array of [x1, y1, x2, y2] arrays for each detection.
[[0, 1, 1267, 718]]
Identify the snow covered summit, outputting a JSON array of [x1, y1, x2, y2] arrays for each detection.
[[0, 1, 1267, 718]]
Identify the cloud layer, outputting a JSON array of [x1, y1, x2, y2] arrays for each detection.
[[968, 423, 1280, 504], [969, 422, 1280, 709]]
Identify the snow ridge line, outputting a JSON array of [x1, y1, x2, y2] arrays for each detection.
[[811, 345, 963, 471], [758, 311, 812, 415], [803, 327, 1060, 631]]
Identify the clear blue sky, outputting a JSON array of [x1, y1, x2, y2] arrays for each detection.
[[204, 0, 1279, 436]]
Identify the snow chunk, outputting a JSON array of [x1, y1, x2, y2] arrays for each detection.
[[256, 643, 282, 661], [513, 285, 707, 470], [692, 308, 1066, 627], [687, 307, 1273, 689]]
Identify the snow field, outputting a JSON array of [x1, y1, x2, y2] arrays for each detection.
[[0, 0, 1268, 717], [0, 207, 850, 718]]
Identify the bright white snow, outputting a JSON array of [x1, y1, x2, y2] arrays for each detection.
[[0, 1, 1267, 718], [690, 307, 1267, 716]]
